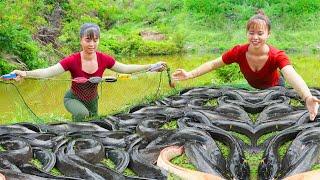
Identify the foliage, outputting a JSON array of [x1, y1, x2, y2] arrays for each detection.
[[204, 98, 218, 107], [1, 0, 320, 72], [216, 141, 230, 159], [0, 145, 5, 152], [244, 151, 264, 180], [278, 141, 292, 159], [0, 59, 16, 74], [248, 113, 259, 122], [160, 120, 178, 130], [101, 158, 136, 176], [231, 132, 251, 145], [30, 159, 63, 176], [170, 153, 197, 170], [257, 131, 279, 145], [312, 163, 320, 170], [290, 99, 304, 107], [0, 20, 47, 70], [215, 64, 244, 83]]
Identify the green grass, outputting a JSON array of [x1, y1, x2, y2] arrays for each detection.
[[167, 153, 197, 180], [50, 167, 63, 176], [30, 159, 43, 169], [290, 55, 320, 88], [312, 164, 320, 170], [231, 132, 251, 145], [248, 113, 259, 122], [289, 99, 304, 107], [101, 158, 136, 176], [204, 98, 218, 107], [244, 151, 264, 180], [216, 141, 230, 159], [0, 145, 6, 152], [257, 131, 279, 146], [278, 141, 292, 160], [160, 120, 178, 130], [170, 153, 197, 170], [1, 53, 319, 124], [30, 159, 63, 176]]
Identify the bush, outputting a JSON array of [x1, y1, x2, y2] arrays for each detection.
[[215, 63, 243, 83], [0, 59, 16, 75], [0, 20, 47, 70]]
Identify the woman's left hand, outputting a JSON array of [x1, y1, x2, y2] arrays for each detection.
[[305, 96, 320, 121], [149, 61, 167, 72]]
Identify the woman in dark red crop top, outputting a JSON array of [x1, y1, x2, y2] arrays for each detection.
[[172, 10, 320, 121], [11, 23, 166, 121]]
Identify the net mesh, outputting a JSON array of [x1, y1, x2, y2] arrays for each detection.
[[0, 69, 179, 124]]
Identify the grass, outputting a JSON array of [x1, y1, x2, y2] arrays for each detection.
[[204, 98, 218, 107], [100, 158, 136, 176], [312, 164, 320, 170], [0, 145, 6, 151], [257, 131, 279, 146], [290, 55, 320, 88], [231, 132, 251, 145], [160, 138, 293, 180], [160, 120, 178, 130], [216, 141, 230, 159], [278, 141, 292, 160], [166, 157, 194, 180], [170, 153, 197, 170], [289, 99, 304, 107], [50, 167, 63, 176], [1, 54, 319, 124], [30, 159, 63, 176], [244, 151, 264, 180], [248, 113, 259, 122]]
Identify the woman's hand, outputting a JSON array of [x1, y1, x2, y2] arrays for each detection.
[[148, 61, 167, 72], [305, 96, 320, 121], [172, 69, 192, 81], [11, 70, 27, 81]]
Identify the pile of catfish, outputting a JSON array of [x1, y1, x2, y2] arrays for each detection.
[[1, 86, 320, 180]]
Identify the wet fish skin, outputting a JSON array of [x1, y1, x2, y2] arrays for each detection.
[[156, 146, 226, 180], [107, 149, 130, 173]]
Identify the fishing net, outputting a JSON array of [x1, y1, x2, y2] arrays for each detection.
[[0, 68, 180, 124]]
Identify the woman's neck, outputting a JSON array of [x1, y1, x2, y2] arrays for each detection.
[[248, 44, 269, 56], [81, 51, 96, 61]]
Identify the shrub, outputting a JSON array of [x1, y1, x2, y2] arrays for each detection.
[[0, 59, 16, 74], [215, 63, 243, 83]]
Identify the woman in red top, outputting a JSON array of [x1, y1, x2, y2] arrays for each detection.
[[172, 10, 320, 121], [12, 23, 166, 121]]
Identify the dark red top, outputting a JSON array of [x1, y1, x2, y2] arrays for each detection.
[[222, 44, 290, 89], [60, 52, 115, 101]]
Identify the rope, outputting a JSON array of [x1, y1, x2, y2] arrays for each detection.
[[0, 81, 43, 124], [0, 67, 174, 122], [155, 71, 163, 98]]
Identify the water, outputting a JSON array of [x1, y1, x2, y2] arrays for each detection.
[[0, 53, 319, 124]]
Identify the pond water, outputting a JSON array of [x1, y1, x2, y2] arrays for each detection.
[[0, 53, 319, 124]]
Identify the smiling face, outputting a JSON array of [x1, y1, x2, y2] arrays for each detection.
[[79, 24, 100, 55], [80, 34, 99, 54], [246, 18, 270, 50]]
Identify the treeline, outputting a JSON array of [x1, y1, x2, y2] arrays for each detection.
[[0, 0, 319, 74]]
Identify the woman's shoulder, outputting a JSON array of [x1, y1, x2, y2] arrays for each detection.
[[268, 45, 287, 57], [96, 51, 115, 60], [62, 52, 81, 60], [227, 43, 249, 54]]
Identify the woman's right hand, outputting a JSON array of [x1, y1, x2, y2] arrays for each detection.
[[172, 69, 192, 81], [11, 70, 26, 81]]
